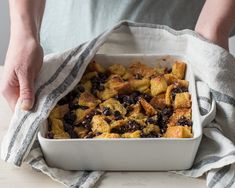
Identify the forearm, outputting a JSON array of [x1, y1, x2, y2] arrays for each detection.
[[195, 0, 235, 49], [9, 0, 45, 42]]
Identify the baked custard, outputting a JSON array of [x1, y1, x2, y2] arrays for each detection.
[[47, 59, 192, 139]]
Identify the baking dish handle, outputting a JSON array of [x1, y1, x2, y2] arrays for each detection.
[[200, 97, 216, 127]]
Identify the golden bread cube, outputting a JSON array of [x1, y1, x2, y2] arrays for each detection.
[[164, 73, 177, 85], [174, 92, 191, 108], [172, 61, 186, 79], [154, 67, 167, 75], [78, 92, 101, 108], [150, 76, 168, 96], [129, 78, 150, 93], [175, 80, 189, 88], [167, 108, 192, 127], [129, 61, 155, 78], [80, 71, 98, 83], [122, 130, 141, 138], [165, 84, 174, 106], [74, 126, 89, 138], [100, 98, 126, 116], [97, 88, 118, 100], [108, 64, 126, 76], [50, 118, 70, 139], [127, 103, 147, 120], [49, 104, 69, 120], [110, 119, 128, 130], [122, 71, 134, 80], [164, 126, 192, 138], [105, 75, 130, 94], [86, 61, 105, 73], [95, 133, 120, 139], [75, 108, 94, 123], [140, 98, 156, 116], [81, 81, 92, 93], [150, 93, 166, 109], [142, 124, 160, 135], [91, 115, 110, 133], [128, 103, 142, 116]]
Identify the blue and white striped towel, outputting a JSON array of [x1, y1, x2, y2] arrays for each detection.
[[2, 21, 235, 188]]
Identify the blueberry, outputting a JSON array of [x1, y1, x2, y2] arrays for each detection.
[[143, 94, 152, 102], [67, 129, 78, 138], [161, 107, 173, 117], [64, 112, 76, 124], [114, 111, 123, 120], [98, 73, 108, 83], [171, 87, 188, 100], [102, 107, 112, 116], [177, 117, 193, 126], [63, 122, 73, 132]]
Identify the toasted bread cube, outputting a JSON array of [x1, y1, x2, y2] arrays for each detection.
[[100, 98, 126, 116], [128, 103, 147, 120], [105, 75, 130, 94], [150, 76, 168, 96], [75, 108, 94, 123], [79, 92, 101, 108], [122, 130, 141, 138], [174, 92, 191, 108], [91, 115, 110, 133], [80, 71, 98, 83], [175, 80, 189, 88], [49, 104, 69, 120], [108, 64, 126, 76], [155, 67, 167, 75], [172, 62, 186, 79], [164, 126, 192, 138], [95, 133, 120, 139], [74, 126, 89, 138], [50, 118, 70, 139], [167, 108, 192, 127], [87, 61, 105, 73], [129, 62, 155, 78], [97, 88, 118, 100], [128, 103, 142, 115], [150, 94, 166, 109], [122, 71, 133, 80], [140, 98, 156, 116], [82, 81, 92, 93], [142, 124, 160, 135], [110, 119, 128, 130], [165, 85, 174, 106], [129, 78, 150, 93], [164, 73, 178, 85]]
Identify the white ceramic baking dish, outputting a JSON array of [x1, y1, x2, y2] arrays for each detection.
[[38, 54, 215, 171]]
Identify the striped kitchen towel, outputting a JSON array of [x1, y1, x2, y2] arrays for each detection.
[[2, 21, 235, 188]]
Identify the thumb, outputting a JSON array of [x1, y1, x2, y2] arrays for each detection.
[[18, 71, 35, 111]]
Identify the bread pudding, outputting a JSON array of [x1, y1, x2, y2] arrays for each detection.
[[47, 59, 192, 139]]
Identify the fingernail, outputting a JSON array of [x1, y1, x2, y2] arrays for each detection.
[[21, 99, 33, 111]]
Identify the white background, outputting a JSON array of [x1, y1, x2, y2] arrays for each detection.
[[0, 0, 235, 65]]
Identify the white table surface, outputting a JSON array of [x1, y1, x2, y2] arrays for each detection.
[[0, 66, 207, 188]]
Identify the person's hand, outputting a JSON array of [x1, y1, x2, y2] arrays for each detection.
[[195, 24, 229, 50], [0, 35, 43, 111], [195, 0, 235, 51]]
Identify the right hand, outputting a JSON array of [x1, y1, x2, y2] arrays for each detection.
[[0, 35, 43, 111]]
